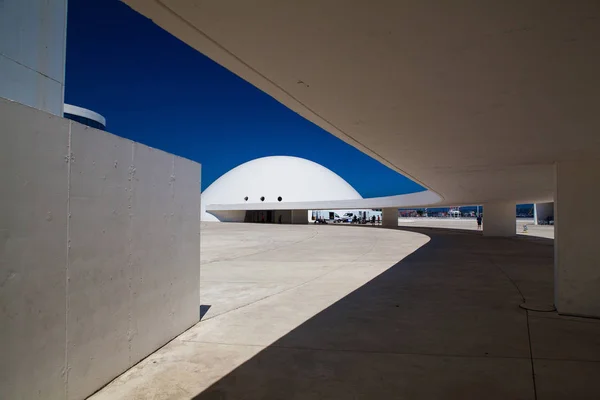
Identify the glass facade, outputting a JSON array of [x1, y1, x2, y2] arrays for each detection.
[[64, 113, 106, 130]]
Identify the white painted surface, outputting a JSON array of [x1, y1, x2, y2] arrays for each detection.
[[202, 156, 440, 217], [206, 189, 441, 213], [0, 98, 69, 400], [202, 157, 441, 223], [66, 123, 133, 399], [555, 160, 600, 318], [0, 0, 67, 115], [63, 104, 107, 127], [0, 98, 201, 399], [483, 202, 516, 237], [201, 156, 362, 221], [129, 144, 201, 366]]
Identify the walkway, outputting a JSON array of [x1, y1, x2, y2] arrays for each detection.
[[91, 223, 598, 399], [396, 217, 555, 239]]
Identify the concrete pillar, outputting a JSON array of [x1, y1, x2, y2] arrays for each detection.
[[382, 207, 398, 228], [534, 202, 554, 225], [483, 202, 515, 236], [555, 160, 600, 318], [291, 209, 308, 224], [0, 0, 68, 115]]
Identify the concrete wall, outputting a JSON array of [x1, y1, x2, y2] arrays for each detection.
[[0, 0, 67, 115], [0, 98, 201, 399], [555, 160, 600, 318]]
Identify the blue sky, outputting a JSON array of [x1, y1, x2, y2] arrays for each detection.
[[64, 0, 423, 197]]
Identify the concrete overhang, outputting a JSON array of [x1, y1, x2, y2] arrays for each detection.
[[205, 190, 442, 212], [124, 0, 600, 205]]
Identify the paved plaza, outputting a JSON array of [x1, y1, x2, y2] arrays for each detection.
[[91, 222, 597, 400], [396, 217, 555, 239]]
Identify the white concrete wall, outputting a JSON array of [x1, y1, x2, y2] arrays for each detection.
[[483, 202, 516, 236], [0, 101, 70, 399], [555, 160, 600, 318], [0, 98, 201, 399], [0, 0, 67, 115]]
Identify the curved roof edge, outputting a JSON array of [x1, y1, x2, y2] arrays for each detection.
[[122, 0, 439, 198], [63, 104, 106, 127], [206, 189, 442, 211]]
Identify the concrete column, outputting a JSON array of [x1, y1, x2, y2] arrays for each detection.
[[291, 209, 308, 224], [382, 207, 398, 228], [534, 202, 554, 225], [555, 160, 600, 318], [483, 202, 515, 236]]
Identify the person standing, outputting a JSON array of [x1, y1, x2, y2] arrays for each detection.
[[476, 214, 482, 230]]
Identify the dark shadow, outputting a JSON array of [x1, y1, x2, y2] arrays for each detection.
[[199, 305, 211, 321], [192, 228, 555, 399]]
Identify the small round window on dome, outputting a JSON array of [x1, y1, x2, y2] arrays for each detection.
[[277, 196, 282, 202], [260, 196, 265, 201], [244, 196, 248, 201]]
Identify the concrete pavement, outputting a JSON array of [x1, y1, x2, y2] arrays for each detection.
[[90, 222, 597, 399], [397, 217, 555, 239]]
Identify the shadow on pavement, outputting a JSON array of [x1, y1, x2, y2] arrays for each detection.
[[192, 228, 554, 399], [199, 305, 212, 321]]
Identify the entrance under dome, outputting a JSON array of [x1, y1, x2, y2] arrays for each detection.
[[243, 210, 308, 224]]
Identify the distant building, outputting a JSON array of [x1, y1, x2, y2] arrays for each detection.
[[201, 156, 363, 223], [63, 104, 106, 130]]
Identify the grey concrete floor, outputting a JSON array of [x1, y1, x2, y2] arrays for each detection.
[[90, 222, 598, 400]]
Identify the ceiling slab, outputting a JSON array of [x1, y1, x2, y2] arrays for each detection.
[[124, 0, 600, 204]]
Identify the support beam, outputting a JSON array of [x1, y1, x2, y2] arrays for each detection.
[[534, 202, 554, 225], [382, 208, 398, 228], [555, 160, 600, 318], [483, 202, 515, 236]]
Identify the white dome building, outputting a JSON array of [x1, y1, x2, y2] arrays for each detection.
[[202, 156, 362, 222]]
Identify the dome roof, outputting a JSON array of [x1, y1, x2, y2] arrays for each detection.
[[202, 156, 362, 221]]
